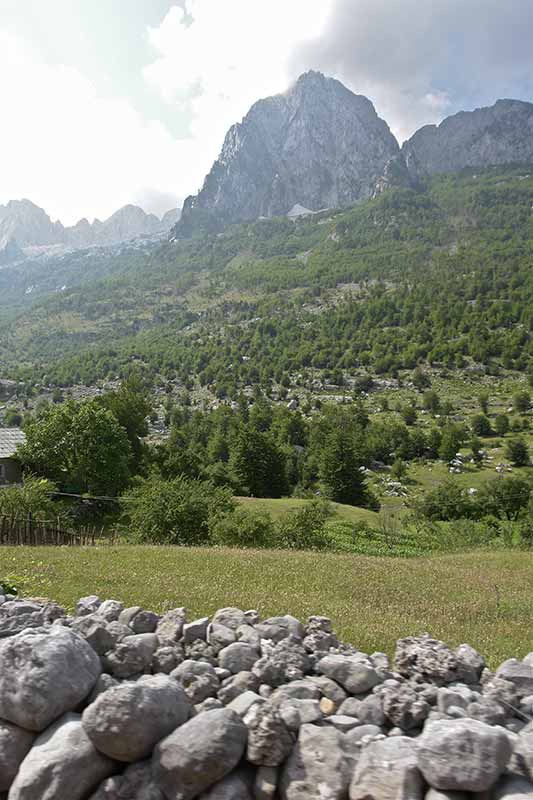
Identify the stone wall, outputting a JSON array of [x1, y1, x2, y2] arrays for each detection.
[[0, 593, 532, 799]]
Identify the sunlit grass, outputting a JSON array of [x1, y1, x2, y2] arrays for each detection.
[[2, 546, 532, 667]]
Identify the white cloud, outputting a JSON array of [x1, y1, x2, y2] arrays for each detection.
[[0, 3, 334, 224], [0, 30, 187, 224], [143, 0, 334, 185]]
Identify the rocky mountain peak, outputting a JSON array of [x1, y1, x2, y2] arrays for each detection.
[[0, 200, 181, 254], [402, 98, 533, 177], [175, 71, 400, 236]]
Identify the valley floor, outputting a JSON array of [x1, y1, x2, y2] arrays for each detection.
[[2, 545, 532, 666]]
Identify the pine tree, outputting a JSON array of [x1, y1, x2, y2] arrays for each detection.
[[319, 429, 367, 506]]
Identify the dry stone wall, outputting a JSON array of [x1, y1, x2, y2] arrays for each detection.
[[0, 593, 533, 799]]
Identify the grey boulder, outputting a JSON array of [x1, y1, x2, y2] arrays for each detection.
[[318, 654, 381, 695], [198, 767, 253, 799], [218, 642, 259, 674], [156, 608, 186, 643], [211, 608, 248, 631], [245, 701, 294, 766], [95, 599, 124, 622], [82, 674, 190, 762], [281, 723, 351, 800], [496, 659, 533, 698], [8, 713, 116, 800], [394, 635, 457, 684], [102, 633, 158, 678], [71, 615, 116, 655], [0, 626, 101, 731], [0, 721, 35, 791], [152, 708, 248, 800], [350, 736, 424, 800], [88, 761, 164, 800], [417, 718, 511, 791], [172, 659, 220, 703]]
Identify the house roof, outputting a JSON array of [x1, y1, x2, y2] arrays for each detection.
[[0, 428, 26, 459]]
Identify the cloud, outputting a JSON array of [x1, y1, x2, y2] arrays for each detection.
[[290, 0, 533, 141], [132, 188, 183, 218], [0, 30, 189, 224], [143, 0, 333, 185]]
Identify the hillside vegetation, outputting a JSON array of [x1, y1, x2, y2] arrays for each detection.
[[1, 165, 532, 388]]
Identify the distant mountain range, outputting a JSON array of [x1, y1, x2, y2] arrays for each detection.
[[5, 72, 533, 255], [174, 71, 533, 236], [0, 200, 181, 264]]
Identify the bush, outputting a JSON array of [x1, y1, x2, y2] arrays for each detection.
[[477, 476, 532, 521], [274, 499, 333, 551], [513, 391, 531, 414], [505, 438, 530, 467], [0, 474, 57, 519], [121, 475, 235, 545], [210, 509, 276, 548], [412, 480, 478, 521], [494, 414, 510, 435], [471, 414, 492, 437]]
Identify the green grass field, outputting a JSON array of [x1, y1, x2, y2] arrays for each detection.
[[2, 545, 532, 667]]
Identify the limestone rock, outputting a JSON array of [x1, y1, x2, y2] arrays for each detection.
[[88, 760, 164, 799], [280, 723, 352, 800], [350, 736, 424, 800], [82, 674, 190, 762], [152, 708, 248, 800], [172, 659, 220, 703], [218, 642, 259, 674], [417, 718, 511, 791], [0, 626, 101, 731], [102, 633, 158, 679], [403, 99, 533, 179], [0, 721, 35, 792], [8, 713, 116, 800], [155, 608, 186, 644], [394, 635, 457, 684], [245, 701, 294, 766], [175, 71, 400, 236]]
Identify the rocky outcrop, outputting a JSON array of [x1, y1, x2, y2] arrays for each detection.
[[175, 71, 400, 236], [402, 99, 533, 178], [1, 595, 532, 799], [0, 237, 25, 266]]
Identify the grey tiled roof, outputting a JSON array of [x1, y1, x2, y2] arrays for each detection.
[[0, 428, 26, 459]]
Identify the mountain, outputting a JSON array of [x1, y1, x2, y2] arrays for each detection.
[[0, 199, 180, 252], [0, 236, 24, 266], [0, 200, 64, 247], [175, 71, 400, 236], [402, 99, 533, 177]]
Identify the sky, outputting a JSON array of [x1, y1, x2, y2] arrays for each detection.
[[1, 0, 532, 225]]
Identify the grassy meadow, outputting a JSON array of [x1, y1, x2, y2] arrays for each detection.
[[2, 545, 532, 667]]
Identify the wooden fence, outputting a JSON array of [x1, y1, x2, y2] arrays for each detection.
[[0, 515, 116, 546]]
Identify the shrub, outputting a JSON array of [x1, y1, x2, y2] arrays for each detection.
[[121, 475, 235, 545], [471, 414, 492, 437], [412, 480, 478, 521], [477, 476, 532, 521], [505, 438, 530, 467], [0, 474, 56, 519], [494, 414, 510, 435], [513, 391, 531, 414], [274, 499, 333, 551], [210, 509, 276, 548]]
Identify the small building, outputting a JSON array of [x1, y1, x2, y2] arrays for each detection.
[[0, 429, 26, 486]]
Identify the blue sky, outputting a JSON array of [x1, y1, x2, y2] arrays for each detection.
[[1, 1, 532, 224]]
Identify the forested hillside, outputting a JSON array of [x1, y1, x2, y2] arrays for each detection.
[[1, 165, 533, 389]]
